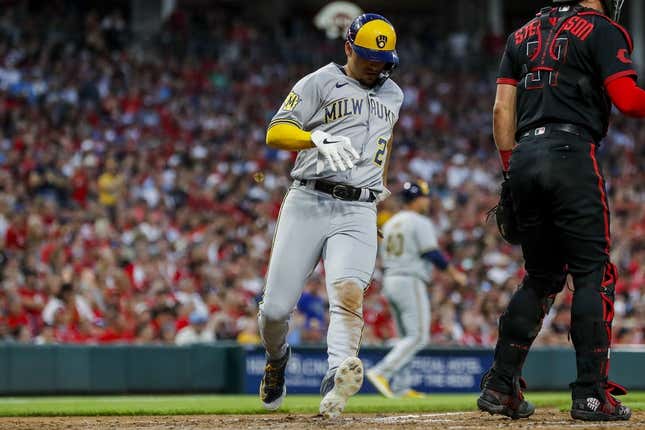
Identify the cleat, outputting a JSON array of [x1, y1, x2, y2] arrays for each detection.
[[366, 369, 395, 398], [401, 388, 427, 399], [477, 388, 535, 419], [319, 357, 363, 418], [571, 397, 631, 421], [571, 381, 631, 421], [259, 347, 290, 411], [320, 372, 335, 398]]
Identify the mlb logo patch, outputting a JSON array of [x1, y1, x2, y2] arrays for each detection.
[[535, 127, 546, 136]]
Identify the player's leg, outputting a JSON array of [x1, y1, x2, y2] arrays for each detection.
[[258, 188, 331, 410], [568, 264, 630, 421], [368, 276, 429, 397], [479, 141, 565, 419], [482, 270, 564, 385], [554, 141, 631, 420], [322, 201, 377, 371], [480, 267, 564, 421], [318, 200, 377, 417]]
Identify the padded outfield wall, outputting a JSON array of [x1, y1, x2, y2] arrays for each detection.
[[0, 344, 643, 394]]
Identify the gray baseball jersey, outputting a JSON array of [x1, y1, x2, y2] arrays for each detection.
[[269, 63, 404, 192], [259, 64, 403, 375], [380, 210, 439, 283]]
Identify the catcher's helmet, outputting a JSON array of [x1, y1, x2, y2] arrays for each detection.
[[346, 13, 399, 85], [552, 0, 625, 21], [401, 180, 430, 203]]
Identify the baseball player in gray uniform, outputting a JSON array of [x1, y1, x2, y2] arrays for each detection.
[[257, 14, 403, 418], [367, 181, 467, 398]]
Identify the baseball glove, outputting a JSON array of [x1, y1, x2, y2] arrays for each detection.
[[488, 179, 521, 245]]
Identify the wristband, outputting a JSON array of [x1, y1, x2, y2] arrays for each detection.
[[499, 149, 512, 172]]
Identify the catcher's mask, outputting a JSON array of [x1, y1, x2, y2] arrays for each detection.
[[346, 13, 399, 86], [552, 0, 625, 21]]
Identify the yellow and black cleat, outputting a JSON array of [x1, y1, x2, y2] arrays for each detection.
[[366, 369, 395, 399], [259, 347, 290, 411], [401, 388, 427, 399]]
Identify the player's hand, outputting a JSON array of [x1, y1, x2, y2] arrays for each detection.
[[375, 188, 391, 203], [311, 130, 359, 172]]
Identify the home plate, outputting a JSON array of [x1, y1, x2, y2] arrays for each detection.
[[368, 412, 477, 424]]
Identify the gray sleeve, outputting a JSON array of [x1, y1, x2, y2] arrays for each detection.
[[269, 73, 323, 130], [416, 217, 439, 254]]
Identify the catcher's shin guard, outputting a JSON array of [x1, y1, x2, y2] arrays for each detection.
[[570, 263, 631, 421], [485, 275, 561, 393], [570, 263, 627, 401]]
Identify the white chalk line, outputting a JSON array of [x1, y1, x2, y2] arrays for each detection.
[[365, 412, 477, 424]]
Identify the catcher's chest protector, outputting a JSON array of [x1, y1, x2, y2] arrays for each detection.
[[519, 6, 581, 86]]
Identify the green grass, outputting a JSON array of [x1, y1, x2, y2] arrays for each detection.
[[0, 392, 644, 417]]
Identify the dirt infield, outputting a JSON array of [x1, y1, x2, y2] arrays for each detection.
[[0, 409, 643, 430]]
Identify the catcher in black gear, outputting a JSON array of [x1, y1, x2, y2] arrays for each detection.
[[479, 0, 645, 422]]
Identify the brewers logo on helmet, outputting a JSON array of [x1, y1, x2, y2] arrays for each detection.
[[346, 13, 399, 85], [401, 181, 430, 202]]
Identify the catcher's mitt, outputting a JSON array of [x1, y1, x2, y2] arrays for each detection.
[[488, 179, 521, 245]]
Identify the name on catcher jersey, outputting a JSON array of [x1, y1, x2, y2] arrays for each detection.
[[269, 63, 404, 192], [380, 211, 439, 283], [497, 6, 636, 140]]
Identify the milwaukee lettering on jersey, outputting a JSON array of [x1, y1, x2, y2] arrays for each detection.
[[368, 98, 396, 125], [268, 63, 403, 188], [324, 98, 364, 124]]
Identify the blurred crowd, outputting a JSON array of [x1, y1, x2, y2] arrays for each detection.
[[0, 2, 643, 348]]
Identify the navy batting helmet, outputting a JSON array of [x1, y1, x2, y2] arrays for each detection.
[[346, 13, 399, 85], [401, 181, 430, 203]]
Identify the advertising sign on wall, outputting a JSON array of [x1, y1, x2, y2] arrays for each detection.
[[245, 347, 493, 395]]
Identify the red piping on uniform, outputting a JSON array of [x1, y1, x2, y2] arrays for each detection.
[[578, 11, 633, 52], [496, 78, 518, 86], [589, 144, 611, 255], [601, 294, 615, 323], [530, 18, 543, 62], [602, 262, 617, 287], [605, 70, 638, 86]]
